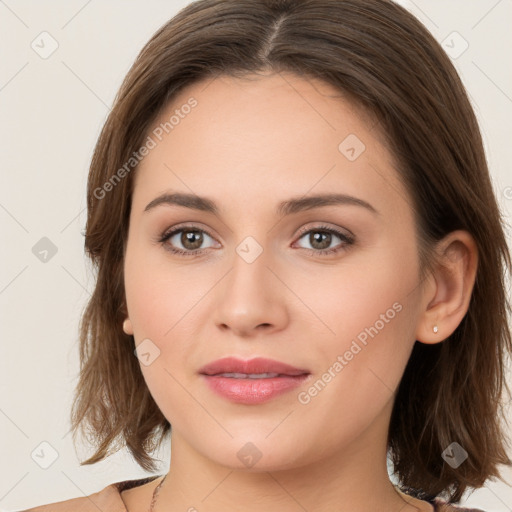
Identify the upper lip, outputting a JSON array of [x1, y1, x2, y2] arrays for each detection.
[[199, 357, 310, 376]]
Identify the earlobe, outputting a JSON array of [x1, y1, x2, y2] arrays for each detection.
[[416, 317, 445, 346], [415, 230, 478, 345], [123, 318, 134, 335]]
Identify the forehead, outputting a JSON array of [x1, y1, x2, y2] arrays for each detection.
[[148, 71, 383, 152], [131, 72, 406, 219]]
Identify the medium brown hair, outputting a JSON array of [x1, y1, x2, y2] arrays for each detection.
[[70, 0, 512, 502]]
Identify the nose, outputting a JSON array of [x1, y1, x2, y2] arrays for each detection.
[[213, 247, 289, 338]]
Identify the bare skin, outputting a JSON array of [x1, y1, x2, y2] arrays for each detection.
[[120, 477, 434, 510], [121, 71, 477, 512]]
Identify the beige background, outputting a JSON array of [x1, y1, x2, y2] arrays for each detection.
[[1, 1, 511, 510]]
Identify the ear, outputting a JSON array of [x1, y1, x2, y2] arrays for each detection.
[[120, 295, 133, 335], [123, 317, 134, 335], [415, 230, 478, 344]]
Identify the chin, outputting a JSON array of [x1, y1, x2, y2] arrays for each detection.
[[195, 434, 313, 472]]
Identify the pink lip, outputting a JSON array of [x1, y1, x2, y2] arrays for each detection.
[[199, 357, 311, 405], [199, 357, 309, 376]]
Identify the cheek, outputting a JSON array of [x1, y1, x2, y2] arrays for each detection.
[[301, 241, 418, 350], [298, 240, 420, 403], [123, 242, 214, 361], [123, 249, 203, 422], [124, 235, 183, 334]]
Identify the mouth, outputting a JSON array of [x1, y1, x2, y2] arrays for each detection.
[[198, 357, 311, 404], [211, 372, 285, 379], [198, 356, 310, 377]]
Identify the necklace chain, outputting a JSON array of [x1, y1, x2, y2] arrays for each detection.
[[147, 474, 431, 511], [149, 473, 168, 512]]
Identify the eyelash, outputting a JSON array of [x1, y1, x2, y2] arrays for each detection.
[[157, 223, 355, 258]]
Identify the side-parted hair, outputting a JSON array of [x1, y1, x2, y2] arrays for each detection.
[[70, 0, 512, 502]]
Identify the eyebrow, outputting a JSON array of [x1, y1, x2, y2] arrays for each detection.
[[144, 192, 378, 216]]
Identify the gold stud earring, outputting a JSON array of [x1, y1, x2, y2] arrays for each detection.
[[433, 325, 439, 334]]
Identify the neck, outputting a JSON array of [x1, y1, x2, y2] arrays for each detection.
[[153, 405, 433, 512]]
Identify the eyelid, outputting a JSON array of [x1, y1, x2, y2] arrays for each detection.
[[161, 221, 354, 242], [294, 222, 354, 240], [160, 222, 217, 239]]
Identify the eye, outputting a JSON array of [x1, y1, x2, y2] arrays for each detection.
[[293, 224, 354, 256], [158, 224, 219, 256], [157, 223, 354, 257]]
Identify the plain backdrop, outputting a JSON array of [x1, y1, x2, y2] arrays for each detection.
[[1, 1, 511, 510]]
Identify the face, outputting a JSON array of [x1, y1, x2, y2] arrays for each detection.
[[123, 71, 427, 471]]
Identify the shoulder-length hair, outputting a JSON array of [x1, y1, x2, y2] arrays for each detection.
[[70, 0, 511, 502]]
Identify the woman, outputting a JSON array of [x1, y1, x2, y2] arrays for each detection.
[[22, 0, 511, 510]]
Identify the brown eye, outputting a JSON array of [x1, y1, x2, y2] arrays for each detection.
[[176, 230, 204, 251], [304, 231, 333, 251], [159, 226, 219, 256], [294, 225, 354, 256]]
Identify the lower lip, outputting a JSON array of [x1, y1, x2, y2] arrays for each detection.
[[201, 374, 309, 404]]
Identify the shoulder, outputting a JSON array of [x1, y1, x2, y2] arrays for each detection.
[[433, 497, 487, 512], [17, 475, 162, 512]]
